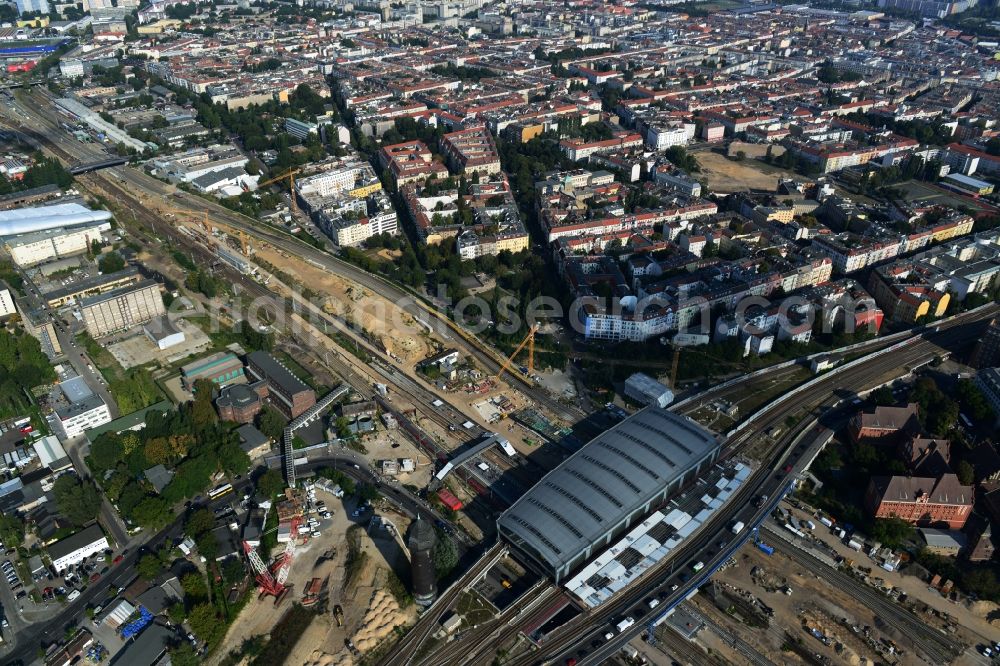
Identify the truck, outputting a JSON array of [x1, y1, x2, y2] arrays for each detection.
[[819, 516, 834, 528], [731, 520, 745, 535], [804, 520, 816, 530], [616, 617, 635, 633], [848, 539, 864, 551]]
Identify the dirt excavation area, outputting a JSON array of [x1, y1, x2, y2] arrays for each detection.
[[692, 543, 950, 666], [255, 244, 436, 363], [696, 150, 798, 193], [211, 497, 418, 666]]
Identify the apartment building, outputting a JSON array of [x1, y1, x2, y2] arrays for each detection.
[[559, 133, 643, 161], [329, 207, 399, 247], [869, 262, 951, 324], [44, 267, 142, 308], [439, 126, 502, 176], [296, 161, 380, 200], [379, 140, 450, 187], [975, 367, 1000, 421], [53, 394, 112, 440], [81, 280, 165, 338], [0, 288, 15, 318]]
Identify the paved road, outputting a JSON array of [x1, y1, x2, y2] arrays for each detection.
[[61, 435, 130, 549]]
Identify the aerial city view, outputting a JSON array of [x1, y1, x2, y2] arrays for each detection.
[[1, 0, 1000, 664]]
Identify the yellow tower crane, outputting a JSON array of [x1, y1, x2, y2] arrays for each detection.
[[493, 325, 539, 381], [257, 168, 303, 216]]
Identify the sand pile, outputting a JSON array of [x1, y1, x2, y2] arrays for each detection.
[[303, 650, 352, 666], [352, 590, 407, 653]]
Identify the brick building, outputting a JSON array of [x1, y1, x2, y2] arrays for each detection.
[[215, 382, 266, 423], [246, 351, 316, 418], [865, 474, 974, 529], [848, 403, 919, 443]]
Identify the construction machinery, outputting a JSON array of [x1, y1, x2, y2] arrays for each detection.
[[243, 515, 301, 605], [257, 168, 302, 215], [274, 517, 300, 585], [492, 325, 538, 381], [242, 540, 290, 605], [166, 207, 252, 256]]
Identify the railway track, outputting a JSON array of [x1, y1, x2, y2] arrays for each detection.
[[379, 542, 508, 666], [4, 99, 584, 425], [420, 583, 561, 666], [768, 534, 962, 664], [654, 624, 731, 666]]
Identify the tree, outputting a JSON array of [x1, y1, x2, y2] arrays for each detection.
[[167, 601, 186, 625], [132, 497, 173, 529], [143, 437, 172, 466], [870, 517, 915, 549], [432, 532, 458, 579], [169, 644, 200, 666], [872, 386, 895, 406], [0, 514, 24, 548], [52, 475, 103, 527], [97, 252, 126, 274], [195, 530, 218, 562], [956, 459, 975, 486], [257, 469, 285, 498], [190, 379, 217, 429], [181, 572, 208, 601], [256, 406, 286, 440], [137, 553, 162, 580], [185, 508, 215, 538], [222, 556, 245, 586], [188, 603, 225, 645]]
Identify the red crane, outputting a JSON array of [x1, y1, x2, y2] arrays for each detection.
[[243, 540, 289, 605]]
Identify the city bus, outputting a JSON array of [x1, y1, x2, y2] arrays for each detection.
[[209, 483, 234, 501]]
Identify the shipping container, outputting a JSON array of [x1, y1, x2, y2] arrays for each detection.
[[819, 516, 834, 528], [757, 542, 775, 555], [437, 488, 463, 511]]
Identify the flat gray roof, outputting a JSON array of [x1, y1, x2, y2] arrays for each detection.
[[79, 279, 158, 308], [43, 267, 139, 303], [498, 405, 719, 575]]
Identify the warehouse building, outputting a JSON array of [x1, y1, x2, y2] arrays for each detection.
[[180, 351, 245, 391], [5, 221, 110, 267], [497, 405, 720, 583], [622, 372, 674, 408], [81, 280, 165, 337], [48, 524, 109, 573]]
